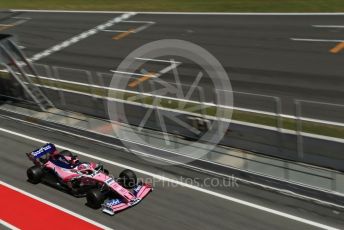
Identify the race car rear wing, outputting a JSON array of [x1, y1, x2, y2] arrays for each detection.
[[26, 143, 56, 165]]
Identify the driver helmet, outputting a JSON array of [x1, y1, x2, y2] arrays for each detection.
[[77, 163, 90, 172]]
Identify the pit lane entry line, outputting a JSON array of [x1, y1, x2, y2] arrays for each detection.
[[0, 127, 340, 230]]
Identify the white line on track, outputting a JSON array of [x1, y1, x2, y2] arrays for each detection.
[[153, 61, 180, 76], [101, 29, 135, 33], [312, 25, 344, 28], [101, 21, 155, 34], [0, 219, 20, 230], [1, 18, 30, 27], [29, 12, 136, 62], [111, 62, 180, 78], [11, 16, 32, 20], [121, 20, 156, 33], [122, 20, 155, 24], [0, 127, 340, 230], [110, 70, 156, 77], [11, 9, 344, 15], [0, 181, 112, 230], [135, 57, 181, 64], [291, 38, 344, 42], [133, 23, 155, 33]]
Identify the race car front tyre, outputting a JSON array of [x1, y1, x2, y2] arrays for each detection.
[[27, 166, 43, 184], [86, 189, 105, 209], [119, 169, 137, 189]]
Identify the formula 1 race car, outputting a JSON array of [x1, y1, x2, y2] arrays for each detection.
[[26, 143, 152, 215]]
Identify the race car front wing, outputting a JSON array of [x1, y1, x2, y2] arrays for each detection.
[[102, 183, 152, 215]]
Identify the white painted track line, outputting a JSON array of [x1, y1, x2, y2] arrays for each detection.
[[0, 181, 112, 230], [136, 57, 181, 64], [133, 23, 155, 33], [11, 9, 344, 15], [0, 127, 340, 230], [312, 25, 344, 28], [122, 20, 155, 24], [110, 70, 155, 77], [0, 219, 20, 230], [101, 29, 134, 33], [291, 38, 344, 42], [12, 16, 32, 20]]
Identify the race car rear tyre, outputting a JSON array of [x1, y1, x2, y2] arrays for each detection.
[[27, 166, 43, 184], [60, 150, 73, 157], [119, 169, 137, 189], [86, 189, 105, 209]]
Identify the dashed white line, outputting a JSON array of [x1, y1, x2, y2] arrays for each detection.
[[0, 127, 340, 230], [30, 12, 136, 62]]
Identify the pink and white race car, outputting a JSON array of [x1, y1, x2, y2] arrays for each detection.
[[26, 143, 152, 215]]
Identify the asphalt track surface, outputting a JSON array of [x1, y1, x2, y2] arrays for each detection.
[[1, 11, 344, 121], [0, 115, 344, 230]]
